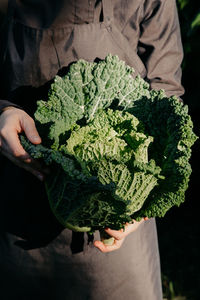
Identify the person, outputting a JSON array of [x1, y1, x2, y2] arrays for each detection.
[[0, 0, 184, 299]]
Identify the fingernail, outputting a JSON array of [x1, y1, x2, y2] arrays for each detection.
[[31, 136, 41, 142]]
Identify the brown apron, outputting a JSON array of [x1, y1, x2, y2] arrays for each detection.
[[0, 1, 162, 299]]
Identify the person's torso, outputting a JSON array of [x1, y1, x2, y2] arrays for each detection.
[[0, 0, 147, 99], [0, 0, 147, 246], [0, 4, 162, 299]]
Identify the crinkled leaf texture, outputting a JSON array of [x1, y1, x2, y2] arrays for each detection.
[[21, 54, 198, 232]]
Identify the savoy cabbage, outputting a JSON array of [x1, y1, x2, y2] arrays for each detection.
[[21, 54, 198, 233]]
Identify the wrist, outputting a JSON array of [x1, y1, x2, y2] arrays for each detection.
[[0, 106, 20, 116], [2, 106, 16, 112]]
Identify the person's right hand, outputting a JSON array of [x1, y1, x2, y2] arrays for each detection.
[[0, 106, 47, 181]]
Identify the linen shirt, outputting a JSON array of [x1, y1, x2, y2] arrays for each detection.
[[0, 0, 184, 113]]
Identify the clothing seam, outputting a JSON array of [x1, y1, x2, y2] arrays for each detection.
[[121, 2, 144, 36], [50, 33, 61, 69]]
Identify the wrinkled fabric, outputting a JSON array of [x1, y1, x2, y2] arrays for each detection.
[[0, 0, 184, 111], [0, 0, 184, 299], [0, 219, 162, 300]]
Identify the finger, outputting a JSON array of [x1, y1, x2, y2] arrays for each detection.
[[105, 219, 145, 240], [21, 116, 41, 144], [1, 129, 31, 161], [104, 227, 126, 240], [1, 126, 48, 177], [0, 129, 45, 180], [105, 222, 136, 240], [94, 238, 124, 253]]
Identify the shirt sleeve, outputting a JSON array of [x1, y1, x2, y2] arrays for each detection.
[[0, 100, 22, 114], [138, 0, 185, 98], [0, 9, 22, 114]]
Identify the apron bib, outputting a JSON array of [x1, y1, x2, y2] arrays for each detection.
[[1, 0, 146, 95], [0, 1, 162, 299]]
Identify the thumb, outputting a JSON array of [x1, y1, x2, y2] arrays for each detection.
[[22, 116, 41, 144]]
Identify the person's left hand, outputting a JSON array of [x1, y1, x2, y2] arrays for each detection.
[[94, 217, 148, 253]]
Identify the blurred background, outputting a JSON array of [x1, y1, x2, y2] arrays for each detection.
[[157, 1, 200, 299]]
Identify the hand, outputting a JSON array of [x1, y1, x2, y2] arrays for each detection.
[[94, 217, 148, 253], [0, 106, 47, 181]]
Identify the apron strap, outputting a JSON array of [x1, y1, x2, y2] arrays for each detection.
[[0, 0, 16, 67], [102, 0, 114, 25]]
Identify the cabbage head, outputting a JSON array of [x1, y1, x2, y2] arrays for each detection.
[[21, 54, 198, 233]]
